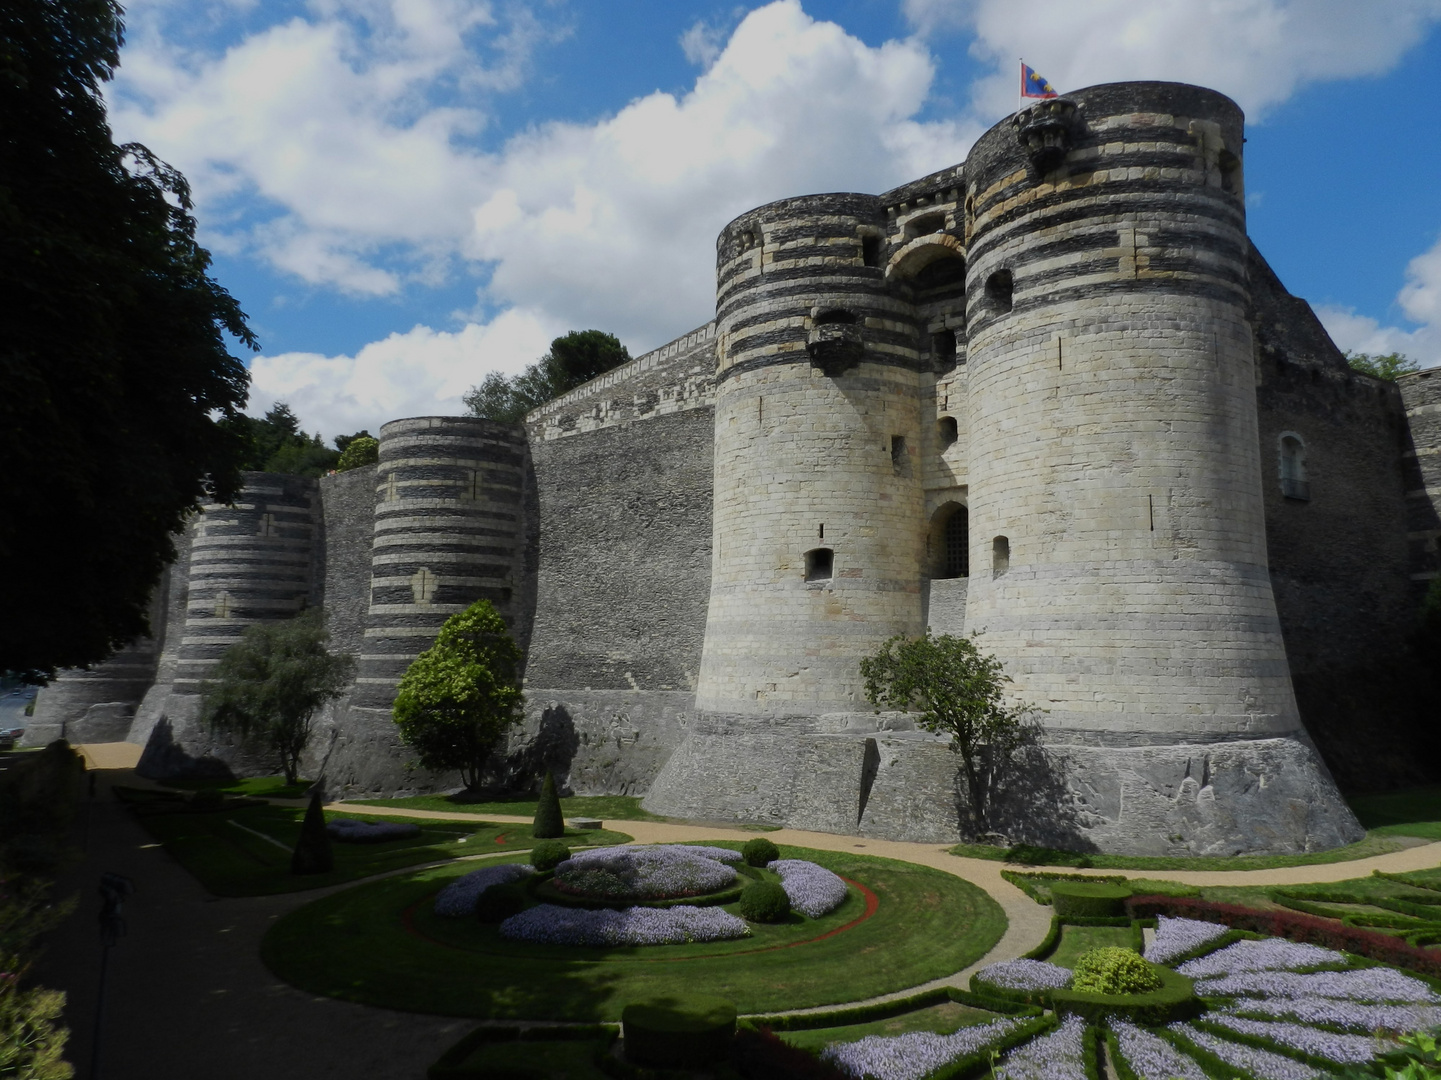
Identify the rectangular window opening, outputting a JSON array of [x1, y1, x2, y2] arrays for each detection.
[[805, 548, 834, 582]]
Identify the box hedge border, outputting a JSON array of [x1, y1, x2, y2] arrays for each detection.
[[1001, 871, 1129, 905], [741, 985, 1041, 1032], [1050, 882, 1132, 919], [922, 1015, 1058, 1080], [1124, 895, 1441, 979], [1050, 967, 1201, 1025]]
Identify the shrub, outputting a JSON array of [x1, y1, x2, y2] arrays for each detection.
[[475, 883, 527, 924], [1050, 881, 1131, 918], [1051, 967, 1201, 1025], [290, 788, 333, 875], [532, 770, 564, 840], [335, 435, 378, 471], [739, 882, 791, 923], [743, 837, 779, 867], [622, 995, 736, 1069], [1071, 947, 1161, 995], [530, 840, 571, 871]]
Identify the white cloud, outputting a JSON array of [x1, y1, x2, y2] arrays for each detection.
[[680, 18, 727, 68], [905, 0, 1441, 120], [1316, 234, 1441, 369], [246, 307, 564, 438]]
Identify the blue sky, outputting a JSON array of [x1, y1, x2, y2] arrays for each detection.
[[105, 0, 1441, 438]]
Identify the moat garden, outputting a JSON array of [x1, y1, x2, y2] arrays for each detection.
[[84, 770, 1441, 1079]]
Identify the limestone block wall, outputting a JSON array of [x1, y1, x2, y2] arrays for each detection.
[[1399, 368, 1441, 586]]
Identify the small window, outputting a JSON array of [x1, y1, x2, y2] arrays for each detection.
[[890, 435, 907, 469], [938, 416, 958, 447], [813, 308, 858, 325], [861, 234, 882, 268], [805, 548, 833, 582], [992, 535, 1010, 577], [944, 508, 969, 578], [932, 329, 957, 364], [1279, 434, 1309, 501], [1219, 149, 1242, 197], [986, 269, 1013, 312]]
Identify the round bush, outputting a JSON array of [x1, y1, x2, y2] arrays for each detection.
[[1049, 881, 1131, 918], [742, 837, 779, 867], [622, 995, 737, 1069], [530, 840, 571, 871], [475, 883, 528, 924], [738, 881, 791, 923], [1071, 947, 1162, 995]]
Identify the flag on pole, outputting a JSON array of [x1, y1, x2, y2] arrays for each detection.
[[1020, 62, 1058, 99]]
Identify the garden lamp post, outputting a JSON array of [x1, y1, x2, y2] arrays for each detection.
[[90, 871, 134, 1080]]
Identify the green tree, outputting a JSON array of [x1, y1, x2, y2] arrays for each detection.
[[1347, 351, 1420, 381], [532, 769, 564, 839], [393, 600, 523, 790], [219, 403, 340, 477], [1, 0, 255, 679], [464, 330, 631, 423], [199, 611, 355, 784], [860, 631, 1036, 837], [335, 435, 379, 472]]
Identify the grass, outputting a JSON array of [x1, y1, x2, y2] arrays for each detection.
[[348, 792, 672, 822], [447, 1038, 616, 1079], [260, 844, 1008, 1021], [118, 787, 632, 896], [1042, 924, 1135, 968], [779, 1001, 1000, 1055], [949, 831, 1415, 872], [1349, 785, 1441, 840], [159, 774, 316, 800]]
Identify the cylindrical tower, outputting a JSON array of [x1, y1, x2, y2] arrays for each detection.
[[174, 473, 319, 694], [962, 83, 1360, 849], [694, 193, 929, 717], [352, 417, 528, 709]]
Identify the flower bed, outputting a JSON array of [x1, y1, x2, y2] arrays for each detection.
[[996, 1014, 1088, 1080], [433, 863, 535, 917], [326, 817, 422, 843], [1189, 965, 1439, 1002], [820, 1018, 1022, 1080], [771, 859, 848, 918], [1176, 939, 1346, 978], [1203, 1014, 1379, 1065], [1109, 1018, 1207, 1080], [549, 846, 737, 902], [1144, 916, 1230, 965], [499, 902, 750, 946], [1169, 1023, 1323, 1080], [974, 958, 1073, 993], [1222, 995, 1441, 1032]]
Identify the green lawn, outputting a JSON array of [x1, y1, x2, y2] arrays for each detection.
[[159, 774, 316, 800], [122, 789, 631, 896], [1042, 924, 1135, 968], [348, 792, 671, 822], [260, 845, 1008, 1020], [779, 1001, 1000, 1055], [1348, 785, 1441, 840]]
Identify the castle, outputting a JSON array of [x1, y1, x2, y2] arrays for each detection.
[[29, 81, 1441, 855]]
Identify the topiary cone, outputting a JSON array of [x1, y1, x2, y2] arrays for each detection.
[[291, 787, 334, 874], [532, 769, 564, 839]]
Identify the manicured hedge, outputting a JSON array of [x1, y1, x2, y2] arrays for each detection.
[[622, 995, 737, 1069], [1150, 927, 1250, 968], [1050, 967, 1201, 1025], [1190, 1016, 1340, 1071], [1001, 871, 1128, 905], [1082, 1021, 1103, 1080], [740, 986, 1041, 1033], [1023, 915, 1062, 960], [1051, 882, 1131, 919], [1125, 895, 1441, 978]]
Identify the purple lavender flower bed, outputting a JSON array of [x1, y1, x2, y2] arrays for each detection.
[[974, 958, 1072, 992], [326, 818, 422, 843], [550, 845, 737, 901], [1109, 1019, 1207, 1080], [1192, 966, 1439, 1003], [1223, 996, 1441, 1032], [1178, 939, 1346, 978], [1208, 1014, 1380, 1065], [997, 1015, 1087, 1080], [820, 1018, 1019, 1080], [433, 863, 535, 917], [771, 859, 848, 918], [1145, 916, 1229, 965], [1174, 1023, 1323, 1080], [499, 902, 750, 946]]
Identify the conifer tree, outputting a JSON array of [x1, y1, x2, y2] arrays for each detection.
[[290, 787, 333, 875], [532, 769, 564, 840]]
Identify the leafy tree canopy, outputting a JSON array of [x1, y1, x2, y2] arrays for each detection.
[[1347, 351, 1420, 381], [219, 403, 341, 477], [1, 0, 255, 678], [464, 330, 631, 423], [335, 434, 379, 472], [199, 610, 354, 784], [860, 631, 1036, 837], [393, 600, 523, 790]]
